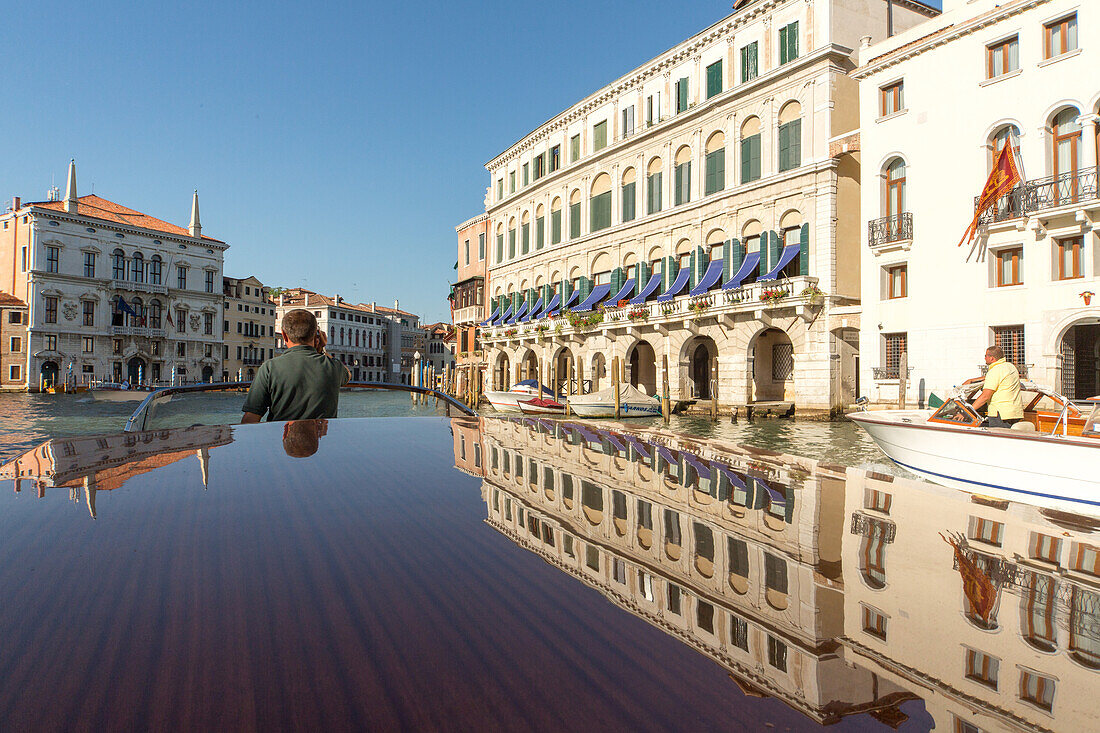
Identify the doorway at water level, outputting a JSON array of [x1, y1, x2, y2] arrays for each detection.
[[1061, 322, 1100, 399]]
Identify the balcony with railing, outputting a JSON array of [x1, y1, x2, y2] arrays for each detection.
[[978, 166, 1099, 224], [242, 356, 265, 366], [868, 213, 913, 248], [111, 325, 167, 338], [481, 276, 821, 345], [453, 305, 484, 325], [111, 278, 168, 295]]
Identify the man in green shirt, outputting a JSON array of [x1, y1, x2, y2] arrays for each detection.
[[242, 309, 350, 423]]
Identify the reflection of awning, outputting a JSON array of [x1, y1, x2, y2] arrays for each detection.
[[571, 424, 601, 444], [657, 445, 679, 466], [480, 305, 500, 326], [523, 297, 543, 322], [562, 289, 580, 310], [498, 304, 513, 323], [758, 478, 785, 506], [608, 278, 635, 305], [540, 293, 561, 317], [683, 453, 711, 476], [624, 435, 651, 460], [630, 273, 662, 304], [602, 431, 628, 453], [657, 268, 690, 302], [507, 301, 529, 324], [689, 259, 724, 296], [722, 251, 761, 290], [574, 283, 612, 313], [761, 244, 799, 281], [718, 466, 748, 492]]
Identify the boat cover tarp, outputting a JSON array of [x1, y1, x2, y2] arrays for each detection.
[[689, 259, 724, 296], [608, 279, 636, 305], [760, 243, 799, 281], [574, 283, 612, 313], [722, 251, 761, 290], [567, 383, 658, 407], [630, 273, 662, 304], [513, 379, 560, 398], [657, 268, 691, 302]]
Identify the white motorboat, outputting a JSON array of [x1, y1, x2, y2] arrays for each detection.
[[849, 395, 1100, 511], [568, 384, 662, 418], [484, 380, 559, 413]]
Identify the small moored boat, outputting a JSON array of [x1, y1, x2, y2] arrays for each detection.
[[517, 397, 565, 415], [484, 379, 560, 413], [568, 384, 661, 418]]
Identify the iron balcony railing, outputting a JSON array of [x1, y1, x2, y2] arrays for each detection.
[[111, 278, 168, 295], [978, 166, 1100, 223], [110, 325, 167, 338], [868, 213, 913, 247], [872, 366, 913, 380]]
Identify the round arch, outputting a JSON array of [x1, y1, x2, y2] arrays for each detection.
[[778, 100, 801, 125], [679, 335, 718, 400], [627, 339, 658, 395], [647, 156, 663, 175], [622, 167, 636, 185], [741, 116, 761, 138], [748, 327, 794, 402], [705, 131, 725, 153], [591, 173, 612, 196], [674, 146, 692, 166]]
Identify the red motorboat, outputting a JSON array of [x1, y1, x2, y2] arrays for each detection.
[[518, 397, 565, 415]]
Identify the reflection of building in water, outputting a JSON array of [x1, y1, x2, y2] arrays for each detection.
[[479, 417, 914, 725], [840, 471, 1100, 732], [450, 417, 486, 478], [0, 425, 233, 518]]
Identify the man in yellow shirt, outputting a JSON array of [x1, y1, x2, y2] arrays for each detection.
[[971, 346, 1024, 427]]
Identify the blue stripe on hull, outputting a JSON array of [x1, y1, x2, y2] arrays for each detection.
[[890, 457, 1100, 508]]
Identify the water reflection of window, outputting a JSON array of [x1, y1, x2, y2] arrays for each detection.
[[1070, 586, 1100, 668], [528, 458, 537, 488], [694, 523, 715, 578], [1073, 543, 1100, 577], [563, 535, 575, 558], [542, 465, 554, 497], [542, 522, 555, 548], [1021, 572, 1057, 651], [502, 451, 510, 476], [968, 516, 1004, 547], [865, 488, 892, 514], [515, 456, 524, 480], [562, 474, 575, 509], [492, 489, 499, 511], [1029, 533, 1061, 563], [697, 600, 715, 634], [859, 521, 889, 589], [612, 558, 627, 585], [585, 544, 600, 571], [862, 605, 888, 640], [1019, 670, 1055, 711], [490, 446, 498, 471], [637, 500, 654, 549], [581, 481, 603, 525], [638, 570, 655, 602], [664, 509, 682, 560], [504, 497, 512, 521], [728, 538, 750, 594], [460, 435, 466, 460], [730, 615, 749, 651], [965, 649, 999, 690], [667, 583, 682, 615], [612, 491, 628, 536], [474, 444, 481, 468], [767, 636, 787, 672]]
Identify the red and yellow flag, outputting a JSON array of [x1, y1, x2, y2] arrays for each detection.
[[959, 144, 1021, 246]]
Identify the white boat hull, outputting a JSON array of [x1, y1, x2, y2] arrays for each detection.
[[849, 411, 1100, 511], [91, 389, 153, 403], [568, 401, 661, 418], [517, 401, 564, 415]]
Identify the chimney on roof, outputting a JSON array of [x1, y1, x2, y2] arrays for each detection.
[[65, 159, 77, 213], [279, 293, 285, 307], [334, 293, 340, 305], [11, 197, 20, 212], [305, 293, 310, 306], [188, 190, 201, 238], [371, 302, 376, 312], [394, 299, 399, 311]]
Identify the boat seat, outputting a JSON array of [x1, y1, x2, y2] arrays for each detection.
[[1011, 420, 1037, 432]]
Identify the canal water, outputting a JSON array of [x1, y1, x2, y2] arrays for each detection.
[[0, 391, 892, 472]]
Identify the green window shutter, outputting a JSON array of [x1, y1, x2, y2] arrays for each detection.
[[705, 153, 715, 195], [740, 139, 751, 184], [579, 277, 592, 303], [706, 60, 722, 99], [789, 119, 801, 170], [758, 237, 769, 278], [551, 210, 561, 243], [592, 192, 611, 231], [536, 216, 545, 249], [665, 256, 677, 291], [770, 231, 781, 271], [521, 223, 530, 254], [789, 21, 799, 62], [496, 234, 503, 261], [677, 77, 688, 112], [594, 121, 607, 151], [569, 203, 581, 239], [648, 173, 663, 214], [508, 229, 516, 258], [622, 182, 635, 222], [715, 148, 725, 192], [571, 135, 580, 162], [636, 261, 649, 296], [561, 278, 571, 305], [778, 123, 790, 172], [674, 162, 690, 205], [688, 250, 697, 290], [610, 268, 624, 302], [751, 135, 761, 181], [799, 223, 809, 276]]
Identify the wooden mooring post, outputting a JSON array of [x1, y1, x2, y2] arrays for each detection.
[[612, 356, 621, 419], [661, 354, 670, 423], [898, 351, 908, 410], [710, 357, 718, 420]]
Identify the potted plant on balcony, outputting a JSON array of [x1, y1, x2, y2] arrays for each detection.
[[800, 284, 825, 305], [503, 327, 518, 337], [687, 298, 710, 314], [535, 324, 549, 337], [760, 288, 788, 304], [627, 307, 649, 322]]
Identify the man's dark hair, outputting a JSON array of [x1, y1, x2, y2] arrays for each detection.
[[986, 345, 1005, 360], [282, 309, 317, 344]]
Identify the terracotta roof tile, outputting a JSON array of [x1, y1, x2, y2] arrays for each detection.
[[27, 195, 224, 244], [0, 292, 27, 307]]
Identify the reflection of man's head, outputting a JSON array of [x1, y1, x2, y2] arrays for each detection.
[[282, 419, 328, 458]]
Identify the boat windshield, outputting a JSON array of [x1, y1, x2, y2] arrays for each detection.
[[126, 383, 472, 431], [928, 398, 982, 426]]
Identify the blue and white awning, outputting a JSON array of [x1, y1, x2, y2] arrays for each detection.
[[630, 273, 662, 304], [657, 268, 690, 302], [760, 244, 799, 281], [562, 289, 580, 310], [689, 259, 724, 296], [608, 278, 636, 305], [480, 305, 500, 326], [722, 251, 761, 290], [523, 297, 543, 322], [540, 292, 561, 317], [507, 300, 529, 324], [574, 283, 611, 313], [497, 304, 513, 324]]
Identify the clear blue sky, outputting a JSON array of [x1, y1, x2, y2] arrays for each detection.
[[1, 1, 935, 322]]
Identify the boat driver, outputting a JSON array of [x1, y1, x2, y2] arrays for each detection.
[[241, 309, 350, 423], [970, 346, 1023, 428]]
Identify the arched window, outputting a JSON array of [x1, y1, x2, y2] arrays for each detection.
[[149, 299, 162, 329], [550, 197, 563, 244], [885, 158, 906, 219], [590, 174, 612, 232], [621, 167, 636, 223], [1052, 107, 1082, 186], [859, 521, 888, 589], [741, 117, 761, 183], [112, 248, 126, 280], [132, 252, 144, 283], [508, 217, 517, 259], [535, 204, 546, 250], [569, 190, 582, 239], [705, 132, 725, 195], [340, 327, 345, 345], [149, 255, 162, 285], [495, 223, 504, 263], [991, 124, 1020, 163], [130, 296, 143, 328], [647, 157, 663, 214], [674, 146, 692, 205], [1021, 571, 1057, 651], [1070, 586, 1100, 668], [706, 228, 726, 263], [520, 211, 531, 255], [778, 101, 802, 172]]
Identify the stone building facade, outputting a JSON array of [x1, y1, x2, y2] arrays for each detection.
[[452, 213, 490, 395], [0, 292, 28, 390], [478, 0, 936, 412], [856, 0, 1100, 405], [274, 289, 391, 382], [222, 275, 276, 381], [0, 161, 225, 388]]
